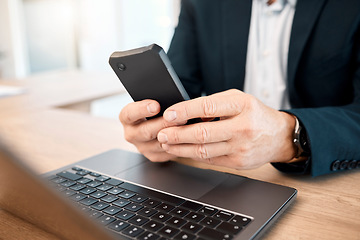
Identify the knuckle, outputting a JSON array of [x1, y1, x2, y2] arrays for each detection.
[[123, 127, 136, 143], [171, 130, 180, 143], [202, 98, 217, 117], [195, 125, 209, 143], [140, 124, 155, 141], [205, 157, 214, 165], [119, 109, 132, 124], [196, 144, 209, 159]]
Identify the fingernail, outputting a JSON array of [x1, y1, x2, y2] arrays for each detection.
[[147, 103, 158, 114], [164, 110, 177, 121], [157, 132, 168, 143], [161, 144, 170, 151]]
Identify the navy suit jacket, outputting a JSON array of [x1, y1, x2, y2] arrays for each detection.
[[167, 0, 360, 176]]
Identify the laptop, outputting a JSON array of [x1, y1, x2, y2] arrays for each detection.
[[0, 139, 297, 240]]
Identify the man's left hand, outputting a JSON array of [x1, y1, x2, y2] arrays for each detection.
[[157, 89, 297, 169]]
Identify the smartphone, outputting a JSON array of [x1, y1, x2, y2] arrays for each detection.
[[109, 44, 190, 119]]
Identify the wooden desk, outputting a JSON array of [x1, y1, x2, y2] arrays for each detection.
[[0, 70, 359, 240]]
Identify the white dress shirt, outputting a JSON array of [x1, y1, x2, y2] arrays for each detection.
[[244, 0, 297, 110]]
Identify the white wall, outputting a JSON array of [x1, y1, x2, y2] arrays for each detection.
[[0, 0, 28, 79], [23, 0, 77, 73], [0, 0, 180, 78]]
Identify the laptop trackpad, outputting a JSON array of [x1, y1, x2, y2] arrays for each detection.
[[115, 161, 229, 200]]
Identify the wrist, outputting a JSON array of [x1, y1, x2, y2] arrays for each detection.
[[282, 113, 311, 163], [275, 112, 298, 163]]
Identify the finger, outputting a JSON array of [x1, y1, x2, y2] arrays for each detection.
[[163, 89, 246, 123], [119, 99, 160, 125], [143, 151, 177, 163], [129, 117, 187, 142], [136, 139, 165, 153], [157, 120, 232, 144], [161, 142, 232, 160]]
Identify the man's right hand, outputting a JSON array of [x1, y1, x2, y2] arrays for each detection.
[[119, 99, 185, 162]]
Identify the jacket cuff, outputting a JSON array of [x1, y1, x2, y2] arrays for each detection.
[[271, 158, 312, 175]]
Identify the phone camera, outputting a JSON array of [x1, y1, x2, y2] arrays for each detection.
[[118, 63, 126, 71]]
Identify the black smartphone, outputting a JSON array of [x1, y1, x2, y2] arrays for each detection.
[[109, 44, 190, 119]]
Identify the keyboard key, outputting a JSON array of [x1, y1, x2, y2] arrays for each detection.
[[95, 175, 110, 182], [80, 187, 97, 195], [174, 232, 196, 240], [86, 181, 102, 188], [101, 195, 118, 203], [79, 197, 98, 206], [217, 222, 242, 235], [57, 171, 83, 181], [90, 191, 107, 199], [130, 194, 148, 203], [214, 211, 234, 221], [107, 220, 129, 232], [230, 215, 252, 227], [79, 205, 91, 212], [97, 184, 113, 191], [200, 217, 221, 228], [181, 201, 203, 211], [89, 172, 101, 177], [116, 210, 135, 220], [91, 202, 110, 211], [181, 222, 202, 234], [107, 188, 124, 195], [152, 212, 171, 222], [113, 199, 130, 208], [198, 227, 233, 240], [63, 189, 76, 197], [138, 232, 160, 240], [61, 180, 76, 187], [103, 206, 122, 216], [97, 215, 116, 226], [167, 217, 187, 228], [70, 193, 86, 202], [138, 208, 157, 218], [171, 207, 189, 217], [129, 215, 149, 226], [46, 175, 58, 181], [72, 167, 83, 171], [76, 171, 89, 176], [106, 178, 123, 186], [156, 203, 175, 213], [143, 199, 161, 208], [158, 226, 179, 238], [89, 210, 103, 219], [70, 184, 86, 191], [143, 220, 164, 232], [124, 203, 144, 212], [118, 190, 136, 199], [122, 225, 144, 238], [120, 182, 185, 206], [51, 177, 67, 184], [77, 177, 92, 184], [185, 212, 205, 222], [199, 206, 218, 216]]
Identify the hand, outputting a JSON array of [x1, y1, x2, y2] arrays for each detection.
[[119, 100, 186, 162], [157, 89, 297, 170]]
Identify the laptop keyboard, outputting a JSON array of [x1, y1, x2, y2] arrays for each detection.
[[48, 167, 252, 240]]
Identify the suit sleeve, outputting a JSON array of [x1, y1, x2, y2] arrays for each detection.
[[277, 31, 360, 177]]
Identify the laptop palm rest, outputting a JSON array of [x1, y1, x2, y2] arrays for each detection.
[[115, 160, 231, 200]]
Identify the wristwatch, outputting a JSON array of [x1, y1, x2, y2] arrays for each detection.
[[293, 116, 311, 158]]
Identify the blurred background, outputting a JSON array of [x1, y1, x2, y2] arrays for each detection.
[[0, 0, 180, 78], [0, 0, 181, 118]]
